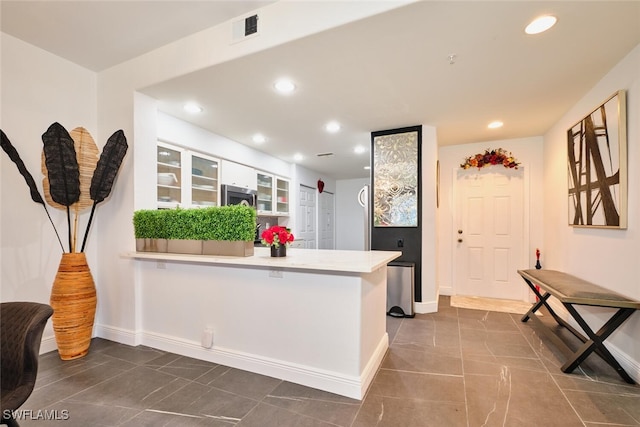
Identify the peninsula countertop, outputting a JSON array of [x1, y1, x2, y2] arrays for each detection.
[[125, 247, 402, 273]]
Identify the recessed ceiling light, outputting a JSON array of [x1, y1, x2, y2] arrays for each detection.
[[325, 121, 340, 133], [354, 145, 366, 154], [525, 15, 557, 35], [183, 102, 203, 114], [252, 133, 266, 144], [293, 153, 303, 162], [274, 78, 296, 94], [488, 121, 504, 129]]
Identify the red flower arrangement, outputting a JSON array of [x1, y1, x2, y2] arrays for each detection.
[[460, 148, 520, 170], [261, 225, 294, 248]]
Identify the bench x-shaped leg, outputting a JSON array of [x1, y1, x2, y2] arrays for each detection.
[[520, 277, 563, 325], [562, 304, 636, 384]]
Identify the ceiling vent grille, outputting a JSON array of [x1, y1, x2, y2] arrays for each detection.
[[231, 14, 259, 44]]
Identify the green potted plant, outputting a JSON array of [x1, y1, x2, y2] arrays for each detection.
[[133, 205, 257, 257], [133, 209, 169, 252]]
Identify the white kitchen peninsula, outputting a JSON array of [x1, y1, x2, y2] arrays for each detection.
[[126, 247, 401, 399]]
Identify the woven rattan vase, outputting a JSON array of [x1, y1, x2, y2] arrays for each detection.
[[50, 252, 97, 360]]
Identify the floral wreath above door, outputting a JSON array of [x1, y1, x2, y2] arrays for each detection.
[[460, 148, 520, 170]]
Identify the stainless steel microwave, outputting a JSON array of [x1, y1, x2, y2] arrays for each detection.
[[221, 184, 257, 208]]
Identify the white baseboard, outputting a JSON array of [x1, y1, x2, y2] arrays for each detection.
[[94, 325, 388, 400], [414, 299, 438, 314], [95, 323, 141, 347]]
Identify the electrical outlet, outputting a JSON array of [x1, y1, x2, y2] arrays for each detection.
[[397, 239, 404, 248], [157, 261, 166, 269], [269, 269, 283, 278]]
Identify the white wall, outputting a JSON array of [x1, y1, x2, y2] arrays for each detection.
[[1, 33, 98, 352], [438, 137, 545, 296], [418, 125, 439, 313], [336, 178, 369, 250], [542, 44, 640, 369]]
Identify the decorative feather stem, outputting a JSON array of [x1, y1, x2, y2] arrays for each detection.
[[80, 130, 128, 252], [1, 129, 65, 252], [42, 122, 80, 252]]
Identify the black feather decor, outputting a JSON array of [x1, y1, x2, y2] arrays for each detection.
[[1, 129, 65, 251], [80, 129, 128, 252], [42, 122, 81, 252]]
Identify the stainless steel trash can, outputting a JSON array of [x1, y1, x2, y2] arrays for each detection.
[[387, 262, 415, 318]]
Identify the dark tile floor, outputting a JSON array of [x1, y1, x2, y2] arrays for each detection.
[[14, 296, 640, 426]]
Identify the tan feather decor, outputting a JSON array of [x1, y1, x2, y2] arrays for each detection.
[[42, 127, 99, 252]]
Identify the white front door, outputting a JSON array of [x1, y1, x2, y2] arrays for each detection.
[[297, 184, 317, 248], [318, 191, 335, 249], [454, 168, 527, 301]]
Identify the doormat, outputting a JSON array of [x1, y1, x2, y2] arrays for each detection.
[[450, 295, 537, 315]]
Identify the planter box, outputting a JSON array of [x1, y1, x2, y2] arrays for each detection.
[[136, 239, 253, 257], [167, 239, 203, 255], [203, 240, 254, 257], [136, 238, 168, 253]]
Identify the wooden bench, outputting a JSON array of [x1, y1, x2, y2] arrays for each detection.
[[517, 269, 640, 384]]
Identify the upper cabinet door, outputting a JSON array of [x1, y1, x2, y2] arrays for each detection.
[[220, 160, 257, 190], [275, 177, 290, 215], [157, 143, 182, 208], [191, 154, 219, 207], [257, 173, 273, 214]]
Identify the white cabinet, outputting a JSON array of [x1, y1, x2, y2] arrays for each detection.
[[190, 154, 219, 207], [157, 141, 220, 209], [256, 172, 274, 213], [257, 172, 289, 216], [275, 177, 290, 215], [221, 160, 256, 190], [157, 142, 183, 208]]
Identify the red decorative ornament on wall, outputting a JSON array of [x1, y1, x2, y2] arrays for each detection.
[[317, 179, 324, 193]]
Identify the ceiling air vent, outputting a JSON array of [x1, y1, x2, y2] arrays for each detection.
[[316, 152, 334, 157], [231, 14, 259, 44]]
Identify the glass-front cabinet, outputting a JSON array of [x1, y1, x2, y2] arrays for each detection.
[[256, 173, 273, 214], [191, 155, 219, 207], [256, 172, 289, 216], [275, 177, 289, 215], [157, 141, 220, 209], [157, 143, 182, 208]]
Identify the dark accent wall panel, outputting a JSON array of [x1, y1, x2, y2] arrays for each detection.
[[370, 125, 422, 301]]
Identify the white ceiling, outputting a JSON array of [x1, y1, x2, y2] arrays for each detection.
[[3, 1, 640, 180]]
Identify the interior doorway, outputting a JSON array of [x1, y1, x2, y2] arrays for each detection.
[[454, 168, 528, 301], [318, 191, 335, 249], [297, 184, 317, 248]]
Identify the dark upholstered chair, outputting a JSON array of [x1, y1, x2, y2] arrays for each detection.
[[1, 302, 53, 427]]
